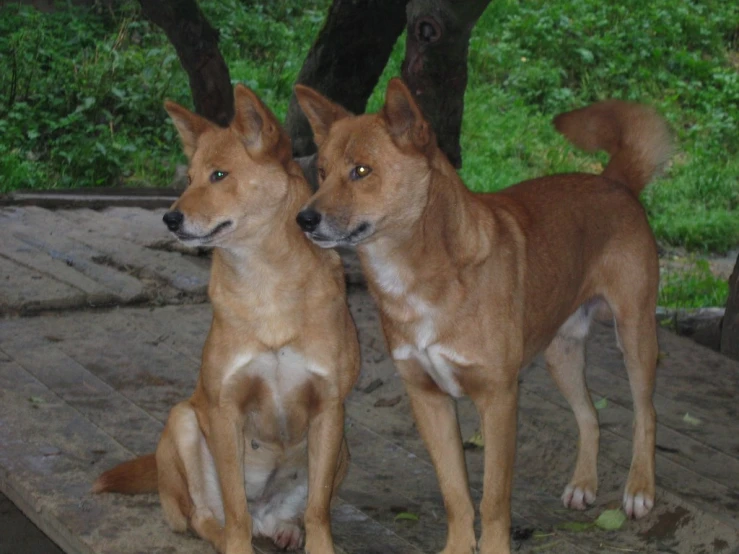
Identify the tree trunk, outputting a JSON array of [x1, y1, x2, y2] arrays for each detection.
[[720, 253, 739, 360], [139, 0, 233, 126], [401, 0, 492, 168], [285, 0, 409, 157]]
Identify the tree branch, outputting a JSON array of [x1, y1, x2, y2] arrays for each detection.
[[139, 0, 233, 126]]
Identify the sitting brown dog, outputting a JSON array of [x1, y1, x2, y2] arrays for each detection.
[[94, 84, 359, 554]]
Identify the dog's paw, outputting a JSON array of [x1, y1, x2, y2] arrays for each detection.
[[623, 491, 654, 519], [271, 521, 304, 551], [438, 538, 478, 554], [438, 547, 477, 554], [224, 543, 254, 554], [561, 484, 596, 510]]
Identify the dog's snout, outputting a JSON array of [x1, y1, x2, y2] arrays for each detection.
[[163, 210, 184, 232], [296, 208, 322, 232]]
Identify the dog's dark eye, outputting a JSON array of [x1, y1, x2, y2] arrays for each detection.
[[350, 165, 372, 180], [317, 167, 326, 181], [210, 170, 228, 183]]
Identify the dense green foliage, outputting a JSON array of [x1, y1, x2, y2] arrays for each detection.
[[659, 259, 730, 309], [1, 0, 737, 256], [459, 0, 739, 253], [1, 4, 183, 187]]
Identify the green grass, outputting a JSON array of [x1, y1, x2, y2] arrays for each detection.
[[659, 259, 730, 309], [0, 0, 327, 190], [457, 0, 739, 254], [1, 0, 737, 259]]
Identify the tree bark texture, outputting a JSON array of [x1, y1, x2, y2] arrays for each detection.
[[401, 0, 492, 168], [286, 0, 492, 167], [285, 0, 408, 157], [139, 0, 234, 126], [720, 253, 739, 360]]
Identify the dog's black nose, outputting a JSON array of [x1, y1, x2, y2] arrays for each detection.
[[296, 209, 322, 232], [163, 210, 184, 232]]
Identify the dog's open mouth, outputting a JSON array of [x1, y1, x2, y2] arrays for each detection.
[[308, 222, 372, 248], [176, 220, 233, 243], [347, 222, 371, 242]]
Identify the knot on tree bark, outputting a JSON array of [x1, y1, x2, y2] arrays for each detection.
[[415, 17, 442, 43]]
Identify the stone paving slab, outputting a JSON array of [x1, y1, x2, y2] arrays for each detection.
[[2, 299, 739, 553], [0, 255, 87, 312], [1, 206, 738, 554], [0, 207, 363, 315]]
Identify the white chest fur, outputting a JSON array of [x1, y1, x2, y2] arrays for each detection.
[[393, 342, 466, 398], [223, 347, 328, 387], [221, 347, 327, 428], [364, 248, 466, 398]]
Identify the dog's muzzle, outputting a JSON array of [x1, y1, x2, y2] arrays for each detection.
[[296, 208, 322, 232], [163, 210, 184, 232]]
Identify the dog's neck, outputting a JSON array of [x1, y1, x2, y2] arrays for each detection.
[[358, 149, 495, 299], [208, 167, 320, 316]]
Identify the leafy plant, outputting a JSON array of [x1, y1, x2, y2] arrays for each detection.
[[0, 3, 188, 190], [462, 0, 739, 253], [659, 258, 730, 308]]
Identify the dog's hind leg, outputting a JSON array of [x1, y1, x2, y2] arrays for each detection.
[[612, 303, 658, 519], [545, 303, 599, 510], [156, 441, 190, 535], [162, 402, 226, 551]]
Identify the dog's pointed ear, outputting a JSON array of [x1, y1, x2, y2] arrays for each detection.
[[382, 78, 432, 149], [164, 101, 212, 159], [294, 85, 351, 147], [232, 83, 288, 160]]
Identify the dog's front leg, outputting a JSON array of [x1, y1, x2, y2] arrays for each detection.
[[304, 399, 344, 554], [470, 376, 519, 554], [398, 359, 477, 554], [209, 404, 254, 554]]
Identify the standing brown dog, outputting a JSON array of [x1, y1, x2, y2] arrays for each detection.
[[293, 78, 671, 554], [94, 84, 359, 554]]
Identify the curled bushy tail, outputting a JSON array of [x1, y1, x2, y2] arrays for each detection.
[[92, 453, 157, 495], [553, 100, 672, 195]]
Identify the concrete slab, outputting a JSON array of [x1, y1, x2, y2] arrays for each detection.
[[0, 207, 360, 315], [2, 298, 738, 553], [55, 208, 182, 248], [10, 207, 209, 301], [0, 208, 146, 311], [0, 255, 87, 312], [1, 206, 738, 553]]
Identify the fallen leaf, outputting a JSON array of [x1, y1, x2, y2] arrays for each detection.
[[28, 396, 45, 404], [594, 397, 608, 410], [361, 378, 383, 394], [682, 412, 701, 426], [594, 509, 626, 531], [394, 511, 419, 522], [374, 395, 402, 408], [463, 430, 484, 449]]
